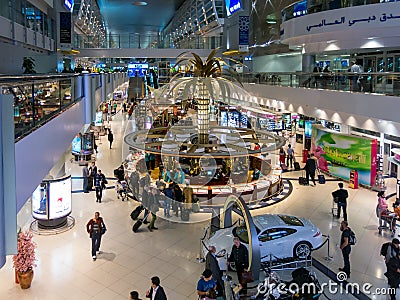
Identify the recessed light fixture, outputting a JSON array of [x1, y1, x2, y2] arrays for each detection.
[[367, 37, 376, 40], [132, 1, 148, 6]]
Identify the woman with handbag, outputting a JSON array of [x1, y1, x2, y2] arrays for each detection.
[[86, 211, 106, 261]]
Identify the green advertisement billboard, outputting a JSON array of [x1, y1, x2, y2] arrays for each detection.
[[311, 125, 377, 186]]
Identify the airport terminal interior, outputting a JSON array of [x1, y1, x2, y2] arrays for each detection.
[[1, 0, 400, 300]]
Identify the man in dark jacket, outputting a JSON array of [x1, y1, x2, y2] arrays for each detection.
[[108, 130, 114, 149], [94, 169, 106, 203], [385, 253, 400, 300], [227, 237, 249, 291], [305, 154, 316, 186], [145, 276, 167, 300], [332, 182, 349, 221], [206, 245, 223, 297]]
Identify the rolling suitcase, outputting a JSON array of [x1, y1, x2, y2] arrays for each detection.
[[192, 202, 200, 213], [299, 172, 309, 186], [181, 209, 190, 221], [130, 205, 144, 220], [318, 174, 326, 184], [132, 219, 143, 232], [294, 162, 301, 171]]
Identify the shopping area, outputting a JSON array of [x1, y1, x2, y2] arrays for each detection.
[[2, 0, 400, 300]]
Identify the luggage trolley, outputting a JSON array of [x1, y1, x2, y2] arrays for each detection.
[[115, 180, 130, 201]]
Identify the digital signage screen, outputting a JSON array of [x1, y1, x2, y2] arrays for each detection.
[[71, 135, 81, 154], [32, 183, 48, 220], [48, 176, 72, 219], [225, 0, 242, 17], [220, 111, 228, 126], [94, 111, 103, 126], [305, 121, 313, 138], [82, 132, 94, 153]]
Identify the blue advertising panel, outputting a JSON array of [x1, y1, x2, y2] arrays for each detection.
[[64, 0, 74, 12], [239, 16, 249, 46], [128, 63, 148, 77], [225, 0, 242, 17], [305, 121, 313, 138]]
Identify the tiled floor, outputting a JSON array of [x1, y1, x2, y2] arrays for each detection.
[[0, 110, 395, 299]]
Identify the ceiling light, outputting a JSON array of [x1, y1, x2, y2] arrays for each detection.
[[132, 1, 148, 6]]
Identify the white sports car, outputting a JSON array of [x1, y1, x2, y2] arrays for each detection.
[[204, 214, 323, 262]]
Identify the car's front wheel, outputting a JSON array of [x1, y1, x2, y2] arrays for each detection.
[[293, 241, 312, 259]]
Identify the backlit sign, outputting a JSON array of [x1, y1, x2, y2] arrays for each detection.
[[64, 0, 74, 12], [225, 0, 242, 17]]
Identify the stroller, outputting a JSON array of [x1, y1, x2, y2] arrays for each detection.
[[115, 180, 130, 201]]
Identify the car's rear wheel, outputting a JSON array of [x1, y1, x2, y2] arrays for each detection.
[[293, 241, 312, 259]]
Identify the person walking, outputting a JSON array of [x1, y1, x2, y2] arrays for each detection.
[[339, 220, 352, 278], [350, 60, 362, 92], [82, 165, 89, 193], [286, 144, 294, 169], [88, 161, 97, 191], [227, 237, 249, 292], [173, 184, 183, 217], [129, 291, 141, 300], [94, 169, 106, 203], [385, 252, 400, 300], [205, 246, 223, 297], [145, 276, 167, 300], [279, 146, 286, 165], [197, 269, 217, 299], [163, 184, 174, 218], [108, 130, 114, 149], [332, 182, 349, 221], [86, 211, 106, 261], [304, 154, 316, 186], [130, 170, 140, 200], [147, 188, 160, 232]]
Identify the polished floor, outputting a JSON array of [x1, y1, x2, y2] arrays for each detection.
[[0, 110, 395, 299]]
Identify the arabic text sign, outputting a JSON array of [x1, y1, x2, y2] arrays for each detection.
[[281, 2, 400, 39]]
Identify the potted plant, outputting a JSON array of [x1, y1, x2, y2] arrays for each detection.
[[12, 231, 36, 289]]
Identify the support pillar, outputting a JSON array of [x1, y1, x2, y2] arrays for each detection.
[[0, 93, 17, 268], [83, 73, 94, 124]]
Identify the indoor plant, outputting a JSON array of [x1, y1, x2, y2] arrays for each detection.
[[13, 231, 36, 289], [22, 57, 36, 74]]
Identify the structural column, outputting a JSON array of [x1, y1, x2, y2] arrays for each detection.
[[83, 73, 94, 124], [0, 93, 17, 268]]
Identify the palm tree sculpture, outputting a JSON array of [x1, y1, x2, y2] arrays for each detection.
[[165, 49, 243, 146]]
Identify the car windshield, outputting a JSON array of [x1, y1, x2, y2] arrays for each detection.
[[232, 225, 249, 244], [278, 215, 304, 226]]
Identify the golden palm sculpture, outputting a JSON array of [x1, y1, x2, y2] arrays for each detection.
[[164, 49, 243, 147]]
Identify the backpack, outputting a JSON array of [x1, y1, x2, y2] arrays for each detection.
[[381, 242, 391, 256], [348, 229, 357, 245]]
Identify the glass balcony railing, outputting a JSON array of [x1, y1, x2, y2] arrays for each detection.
[[1, 74, 83, 141], [282, 0, 397, 22], [241, 71, 400, 96], [74, 34, 223, 49]]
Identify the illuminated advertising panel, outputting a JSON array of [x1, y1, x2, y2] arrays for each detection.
[[32, 183, 48, 220], [48, 176, 72, 219], [225, 0, 242, 17]]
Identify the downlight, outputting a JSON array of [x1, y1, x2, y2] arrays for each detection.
[[132, 1, 148, 6]]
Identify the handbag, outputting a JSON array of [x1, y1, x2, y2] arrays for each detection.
[[240, 270, 254, 284], [101, 227, 107, 235]]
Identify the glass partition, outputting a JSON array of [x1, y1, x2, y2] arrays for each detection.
[[0, 75, 81, 140]]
